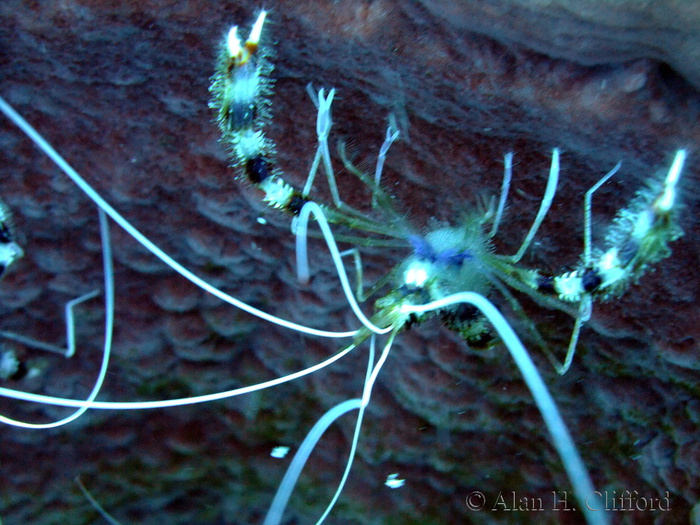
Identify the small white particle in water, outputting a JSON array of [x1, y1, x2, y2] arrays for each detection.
[[385, 473, 405, 489], [257, 217, 267, 225], [270, 446, 290, 459]]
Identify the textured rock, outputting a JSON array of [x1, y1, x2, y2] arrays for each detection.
[[422, 0, 700, 90], [0, 1, 699, 524]]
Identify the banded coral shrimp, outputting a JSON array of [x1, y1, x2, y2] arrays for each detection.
[[1, 2, 698, 524]]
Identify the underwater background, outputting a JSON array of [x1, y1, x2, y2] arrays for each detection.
[[1, 0, 699, 523]]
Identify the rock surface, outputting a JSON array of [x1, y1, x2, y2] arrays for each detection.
[[423, 0, 700, 90], [0, 1, 699, 524]]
